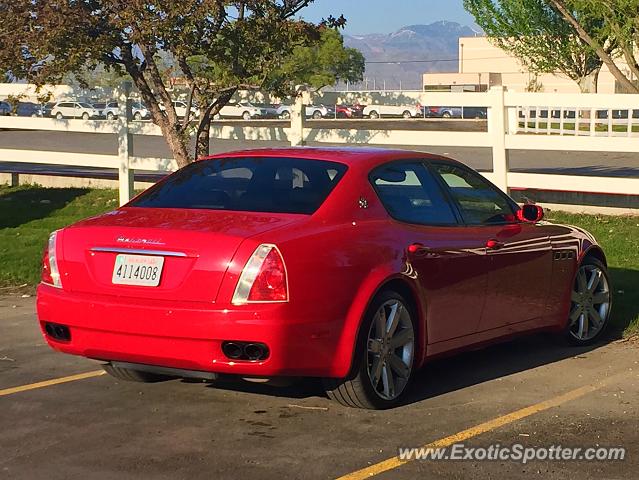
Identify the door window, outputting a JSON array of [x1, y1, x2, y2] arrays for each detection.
[[370, 162, 457, 225], [432, 163, 516, 225]]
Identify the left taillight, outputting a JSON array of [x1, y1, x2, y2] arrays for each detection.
[[232, 244, 288, 305], [41, 231, 62, 288]]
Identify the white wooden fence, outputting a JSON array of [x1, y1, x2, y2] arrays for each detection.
[[0, 87, 638, 209]]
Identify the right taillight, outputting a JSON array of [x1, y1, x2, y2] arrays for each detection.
[[232, 244, 288, 305], [41, 231, 62, 288]]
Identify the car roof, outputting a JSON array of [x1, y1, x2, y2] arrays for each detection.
[[202, 147, 460, 171]]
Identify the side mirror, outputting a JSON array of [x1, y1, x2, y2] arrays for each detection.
[[517, 204, 544, 223]]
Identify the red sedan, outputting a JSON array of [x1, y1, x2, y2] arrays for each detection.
[[37, 148, 612, 409]]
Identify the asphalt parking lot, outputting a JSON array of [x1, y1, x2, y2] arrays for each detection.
[[1, 294, 637, 479]]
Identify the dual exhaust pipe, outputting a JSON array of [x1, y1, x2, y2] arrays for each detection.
[[43, 322, 71, 342], [222, 341, 269, 361]]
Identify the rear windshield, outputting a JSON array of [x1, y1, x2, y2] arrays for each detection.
[[130, 157, 348, 214]]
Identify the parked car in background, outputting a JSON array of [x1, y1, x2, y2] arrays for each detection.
[[92, 102, 107, 116], [16, 102, 46, 117], [159, 100, 201, 120], [216, 102, 264, 120], [427, 106, 461, 118], [334, 104, 365, 119], [462, 107, 488, 119], [102, 100, 151, 121], [50, 101, 101, 120], [276, 104, 331, 120], [253, 103, 280, 119], [0, 101, 11, 116], [37, 147, 612, 409], [363, 104, 422, 119]]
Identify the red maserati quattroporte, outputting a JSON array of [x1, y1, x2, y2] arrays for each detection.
[[37, 148, 612, 408]]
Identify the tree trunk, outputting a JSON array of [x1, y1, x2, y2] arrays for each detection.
[[194, 88, 237, 160], [578, 68, 599, 93], [195, 113, 212, 160], [548, 0, 639, 93]]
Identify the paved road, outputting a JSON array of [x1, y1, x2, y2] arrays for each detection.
[[1, 295, 637, 479]]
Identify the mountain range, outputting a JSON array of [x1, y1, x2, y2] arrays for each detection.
[[342, 21, 481, 90]]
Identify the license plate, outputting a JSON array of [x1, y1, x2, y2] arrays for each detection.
[[112, 254, 164, 287]]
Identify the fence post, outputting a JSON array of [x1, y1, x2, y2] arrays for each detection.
[[10, 173, 19, 187], [488, 86, 510, 193], [117, 82, 134, 205], [289, 86, 308, 146]]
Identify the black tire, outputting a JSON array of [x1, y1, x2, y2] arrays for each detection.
[[103, 363, 173, 383], [133, 112, 142, 121], [323, 290, 416, 409], [82, 112, 90, 120], [312, 110, 322, 119], [55, 112, 64, 119], [106, 112, 115, 120], [242, 111, 252, 120], [280, 110, 290, 120], [402, 110, 412, 119], [442, 111, 452, 118], [564, 257, 612, 346], [369, 110, 379, 119]]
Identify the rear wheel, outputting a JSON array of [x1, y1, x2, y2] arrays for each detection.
[[106, 112, 115, 120], [55, 112, 64, 119], [312, 110, 322, 119], [402, 110, 412, 119], [82, 112, 90, 120], [324, 291, 415, 409], [442, 111, 452, 118], [133, 111, 142, 121], [369, 110, 379, 119], [103, 363, 173, 383], [565, 257, 611, 345], [280, 110, 290, 120], [242, 111, 252, 120]]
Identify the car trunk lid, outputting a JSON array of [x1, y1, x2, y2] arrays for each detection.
[[60, 207, 302, 303]]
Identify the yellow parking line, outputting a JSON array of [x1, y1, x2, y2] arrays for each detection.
[[336, 371, 627, 480], [0, 370, 105, 397]]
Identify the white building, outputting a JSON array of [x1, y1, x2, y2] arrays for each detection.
[[423, 37, 633, 94]]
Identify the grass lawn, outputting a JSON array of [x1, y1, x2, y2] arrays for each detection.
[[1, 184, 637, 337]]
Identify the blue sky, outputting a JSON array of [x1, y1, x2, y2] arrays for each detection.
[[299, 0, 476, 35]]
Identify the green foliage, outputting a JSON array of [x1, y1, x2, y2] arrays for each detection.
[[544, 0, 639, 93], [269, 28, 365, 91], [464, 0, 603, 92], [0, 1, 364, 164]]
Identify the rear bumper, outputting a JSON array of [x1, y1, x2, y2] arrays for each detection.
[[36, 285, 346, 377]]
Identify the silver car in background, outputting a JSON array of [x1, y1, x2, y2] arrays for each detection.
[[50, 101, 101, 120], [102, 101, 151, 121]]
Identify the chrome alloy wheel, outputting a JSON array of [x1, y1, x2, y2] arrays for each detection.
[[366, 300, 414, 401], [569, 263, 611, 342]]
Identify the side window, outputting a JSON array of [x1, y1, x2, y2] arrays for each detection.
[[370, 162, 457, 225], [432, 163, 516, 225]]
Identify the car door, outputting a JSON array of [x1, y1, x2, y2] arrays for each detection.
[[73, 103, 83, 118], [370, 161, 492, 344], [430, 162, 553, 332]]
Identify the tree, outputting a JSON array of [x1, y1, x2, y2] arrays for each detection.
[[272, 28, 365, 91], [464, 0, 605, 92], [0, 1, 364, 167], [546, 0, 639, 93]]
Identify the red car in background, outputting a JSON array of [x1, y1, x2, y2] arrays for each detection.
[[37, 148, 612, 409], [335, 104, 365, 118]]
